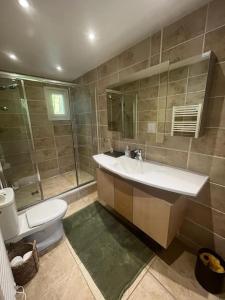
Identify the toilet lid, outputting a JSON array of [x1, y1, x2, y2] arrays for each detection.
[[26, 199, 67, 228]]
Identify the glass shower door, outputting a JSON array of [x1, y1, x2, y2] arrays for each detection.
[[70, 85, 96, 186], [0, 78, 42, 209]]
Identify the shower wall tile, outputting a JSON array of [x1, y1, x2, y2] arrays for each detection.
[[34, 137, 55, 150], [34, 149, 57, 163], [53, 124, 72, 136], [27, 100, 47, 114], [58, 155, 75, 173], [32, 125, 54, 138], [75, 0, 225, 255], [38, 159, 59, 179], [0, 100, 22, 113], [25, 85, 45, 100]]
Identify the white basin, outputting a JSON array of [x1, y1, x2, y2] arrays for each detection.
[[93, 154, 208, 197]]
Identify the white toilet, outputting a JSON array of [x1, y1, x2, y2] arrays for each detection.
[[0, 188, 68, 252]]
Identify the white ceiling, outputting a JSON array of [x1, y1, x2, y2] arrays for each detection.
[[0, 0, 209, 82]]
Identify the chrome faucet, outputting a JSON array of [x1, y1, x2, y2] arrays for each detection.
[[131, 149, 143, 161]]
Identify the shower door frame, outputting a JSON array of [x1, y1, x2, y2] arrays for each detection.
[[0, 70, 95, 209]]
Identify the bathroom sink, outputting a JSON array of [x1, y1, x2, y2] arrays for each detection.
[[93, 154, 208, 197], [104, 150, 125, 158]]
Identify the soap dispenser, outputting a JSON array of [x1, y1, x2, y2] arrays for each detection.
[[125, 145, 130, 157]]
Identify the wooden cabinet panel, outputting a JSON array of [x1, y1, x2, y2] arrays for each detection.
[[96, 168, 187, 248], [97, 168, 114, 208], [114, 176, 133, 222], [133, 185, 187, 248]]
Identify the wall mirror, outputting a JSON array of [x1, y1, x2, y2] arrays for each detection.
[[106, 51, 215, 143], [107, 89, 137, 139]]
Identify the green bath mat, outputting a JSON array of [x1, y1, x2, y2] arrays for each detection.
[[63, 202, 154, 300]]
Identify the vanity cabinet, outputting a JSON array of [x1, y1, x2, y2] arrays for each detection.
[[133, 185, 187, 248], [114, 177, 133, 222], [96, 168, 187, 248], [97, 168, 114, 208]]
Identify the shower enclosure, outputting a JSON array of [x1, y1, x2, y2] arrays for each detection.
[[0, 73, 96, 210]]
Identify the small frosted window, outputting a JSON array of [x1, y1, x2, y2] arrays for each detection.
[[44, 87, 70, 120], [52, 94, 65, 115]]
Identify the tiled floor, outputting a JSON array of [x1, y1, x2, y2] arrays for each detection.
[[23, 192, 225, 300], [15, 169, 94, 209]]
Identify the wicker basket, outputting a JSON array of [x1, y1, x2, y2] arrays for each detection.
[[7, 240, 39, 286]]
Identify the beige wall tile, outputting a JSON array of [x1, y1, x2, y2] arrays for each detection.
[[188, 153, 225, 185], [138, 99, 157, 111], [97, 57, 118, 79], [139, 86, 159, 99], [25, 85, 45, 100], [162, 36, 203, 64], [53, 124, 72, 136], [140, 74, 159, 88], [207, 0, 225, 31], [189, 60, 209, 76], [118, 60, 148, 80], [210, 63, 225, 97], [162, 6, 207, 50], [151, 31, 161, 56], [188, 74, 207, 93], [32, 125, 54, 138], [34, 148, 57, 163], [150, 54, 160, 66], [191, 128, 225, 157], [205, 25, 225, 62], [82, 68, 98, 84], [58, 155, 75, 173], [169, 66, 188, 82], [168, 79, 187, 95], [180, 219, 225, 258], [187, 181, 225, 213], [0, 114, 24, 127], [118, 38, 150, 69], [34, 137, 55, 150], [97, 73, 118, 94], [138, 110, 157, 122], [28, 100, 47, 114], [186, 91, 205, 104], [187, 200, 225, 238], [206, 97, 225, 127], [166, 94, 185, 108]]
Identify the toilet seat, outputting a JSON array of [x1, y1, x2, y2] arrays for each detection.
[[26, 199, 67, 228]]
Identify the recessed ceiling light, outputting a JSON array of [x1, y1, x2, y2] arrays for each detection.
[[88, 32, 96, 41], [56, 65, 62, 71], [18, 0, 29, 9], [8, 53, 18, 61]]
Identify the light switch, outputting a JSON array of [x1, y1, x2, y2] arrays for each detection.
[[147, 122, 156, 133]]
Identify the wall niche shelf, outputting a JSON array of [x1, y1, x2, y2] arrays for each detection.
[[107, 51, 213, 90]]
